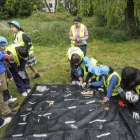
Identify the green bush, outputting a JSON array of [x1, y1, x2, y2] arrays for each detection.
[[0, 11, 9, 20], [4, 0, 43, 18]]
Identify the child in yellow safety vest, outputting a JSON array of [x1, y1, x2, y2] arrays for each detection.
[[7, 21, 40, 79], [87, 66, 121, 102], [118, 67, 140, 120]]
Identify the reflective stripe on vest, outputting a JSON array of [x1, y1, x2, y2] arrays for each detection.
[[136, 85, 140, 94], [6, 44, 21, 67], [103, 72, 121, 96], [71, 24, 85, 47], [81, 58, 98, 81], [14, 31, 34, 55], [67, 47, 84, 62]]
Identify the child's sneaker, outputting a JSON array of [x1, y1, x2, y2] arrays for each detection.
[[27, 89, 31, 94], [22, 92, 28, 97], [0, 117, 11, 128]]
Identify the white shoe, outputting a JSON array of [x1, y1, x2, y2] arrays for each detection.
[[72, 81, 76, 85], [0, 117, 11, 128], [27, 89, 31, 94], [75, 81, 79, 85], [9, 97, 17, 102], [22, 92, 28, 97]]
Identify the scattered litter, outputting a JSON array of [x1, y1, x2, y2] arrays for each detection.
[[39, 108, 42, 111], [64, 99, 78, 101], [97, 132, 111, 138], [66, 88, 70, 91], [89, 109, 96, 111], [18, 123, 27, 125], [20, 112, 30, 117], [46, 101, 54, 103], [38, 118, 40, 122], [36, 86, 49, 92], [81, 90, 93, 96], [95, 91, 99, 95], [23, 116, 26, 121], [89, 119, 106, 124], [65, 91, 71, 93], [99, 100, 105, 104], [98, 88, 104, 92], [64, 93, 72, 97], [12, 134, 23, 137], [104, 107, 109, 110], [33, 134, 47, 137], [51, 91, 56, 93], [49, 102, 54, 107], [86, 100, 95, 104], [99, 125, 103, 129], [26, 108, 32, 111], [48, 116, 50, 119], [68, 106, 76, 109], [32, 94, 43, 96], [29, 102, 36, 104], [65, 121, 75, 124], [44, 113, 52, 116], [70, 124, 78, 129]]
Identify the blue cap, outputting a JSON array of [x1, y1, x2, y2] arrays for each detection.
[[88, 66, 99, 74], [0, 36, 8, 45], [7, 21, 20, 28], [83, 56, 92, 67], [95, 66, 109, 75]]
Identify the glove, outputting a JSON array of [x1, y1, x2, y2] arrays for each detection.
[[78, 81, 82, 86], [74, 38, 77, 42], [125, 91, 132, 101], [79, 39, 82, 42], [5, 54, 13, 61], [82, 82, 86, 88], [98, 88, 104, 92], [118, 101, 126, 107], [133, 112, 140, 119]]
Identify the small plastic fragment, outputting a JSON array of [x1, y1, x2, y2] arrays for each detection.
[[70, 124, 78, 129], [104, 107, 109, 110]]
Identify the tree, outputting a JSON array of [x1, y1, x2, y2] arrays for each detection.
[[44, 0, 51, 14], [72, 0, 140, 33]]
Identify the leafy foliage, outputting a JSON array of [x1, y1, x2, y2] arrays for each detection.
[[4, 0, 43, 18]]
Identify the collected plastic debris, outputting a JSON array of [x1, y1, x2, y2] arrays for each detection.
[[68, 106, 76, 109], [99, 125, 103, 129], [81, 90, 93, 96], [36, 86, 49, 92], [65, 121, 75, 124], [104, 107, 109, 110], [86, 100, 95, 104], [33, 134, 47, 137], [98, 88, 104, 92], [26, 108, 32, 111], [94, 91, 99, 95], [96, 132, 111, 138], [66, 88, 70, 91], [89, 119, 106, 124], [70, 124, 78, 129], [64, 93, 72, 97]]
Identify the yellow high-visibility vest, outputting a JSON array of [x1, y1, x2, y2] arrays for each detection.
[[6, 44, 22, 67], [67, 47, 84, 63], [136, 85, 140, 94], [81, 58, 100, 81], [103, 72, 121, 96], [14, 31, 34, 55], [71, 23, 85, 47]]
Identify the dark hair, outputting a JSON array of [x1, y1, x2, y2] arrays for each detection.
[[71, 53, 81, 64], [10, 23, 24, 32], [17, 45, 28, 58], [108, 67, 114, 74], [121, 67, 140, 91], [73, 17, 82, 22]]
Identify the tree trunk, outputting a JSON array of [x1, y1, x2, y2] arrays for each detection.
[[125, 0, 134, 33], [55, 0, 57, 10], [44, 0, 51, 14]]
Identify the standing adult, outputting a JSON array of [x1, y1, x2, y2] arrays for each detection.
[[69, 17, 88, 56], [7, 21, 40, 79]]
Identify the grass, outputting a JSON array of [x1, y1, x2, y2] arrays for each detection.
[[0, 15, 140, 138]]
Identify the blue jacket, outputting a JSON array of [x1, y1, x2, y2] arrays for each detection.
[[91, 75, 118, 99], [0, 50, 6, 74]]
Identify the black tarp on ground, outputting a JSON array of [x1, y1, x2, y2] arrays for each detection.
[[2, 84, 140, 140]]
